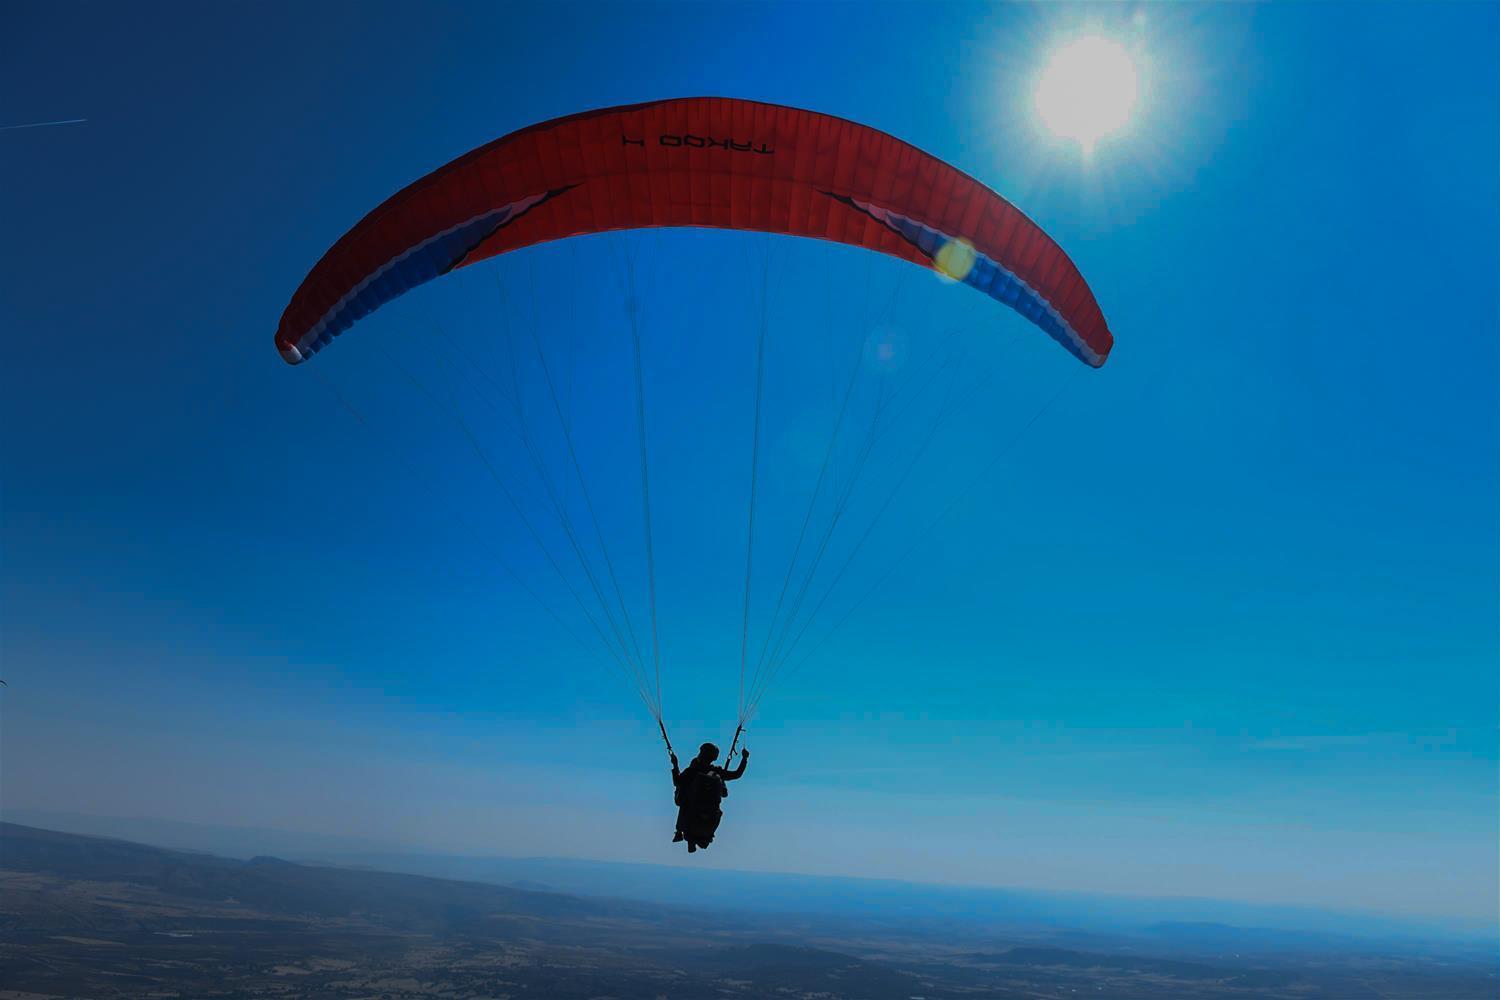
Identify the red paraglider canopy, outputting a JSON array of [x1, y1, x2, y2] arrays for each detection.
[[274, 97, 1113, 368]]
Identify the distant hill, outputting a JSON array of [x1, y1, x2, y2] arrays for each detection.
[[0, 822, 660, 935], [0, 825, 953, 999], [3, 823, 1495, 1000], [4, 807, 408, 860], [11, 806, 1493, 947]]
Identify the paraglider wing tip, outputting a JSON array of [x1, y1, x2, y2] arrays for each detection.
[[1085, 330, 1114, 368], [276, 338, 304, 365]]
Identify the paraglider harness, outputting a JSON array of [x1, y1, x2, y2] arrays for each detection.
[[674, 767, 726, 809], [662, 720, 743, 809]]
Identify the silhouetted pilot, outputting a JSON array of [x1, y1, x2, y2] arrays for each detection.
[[671, 741, 748, 852]]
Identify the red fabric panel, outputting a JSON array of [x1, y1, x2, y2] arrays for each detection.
[[276, 97, 1112, 364]]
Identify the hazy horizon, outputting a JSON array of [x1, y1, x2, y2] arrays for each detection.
[[6, 810, 1494, 945], [9, 820, 1493, 999]]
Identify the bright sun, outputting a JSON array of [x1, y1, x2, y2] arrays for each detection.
[[1035, 35, 1139, 154]]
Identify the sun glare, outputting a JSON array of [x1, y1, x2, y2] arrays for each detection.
[[1035, 35, 1139, 154]]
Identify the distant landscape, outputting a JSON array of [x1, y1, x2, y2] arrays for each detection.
[[2, 822, 1494, 1000]]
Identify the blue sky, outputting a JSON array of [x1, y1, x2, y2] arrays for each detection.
[[3, 3, 1496, 927]]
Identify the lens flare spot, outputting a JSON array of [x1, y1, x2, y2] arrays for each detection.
[[934, 239, 978, 283], [864, 327, 909, 372]]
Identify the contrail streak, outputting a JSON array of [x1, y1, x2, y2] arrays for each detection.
[[0, 118, 88, 131]]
